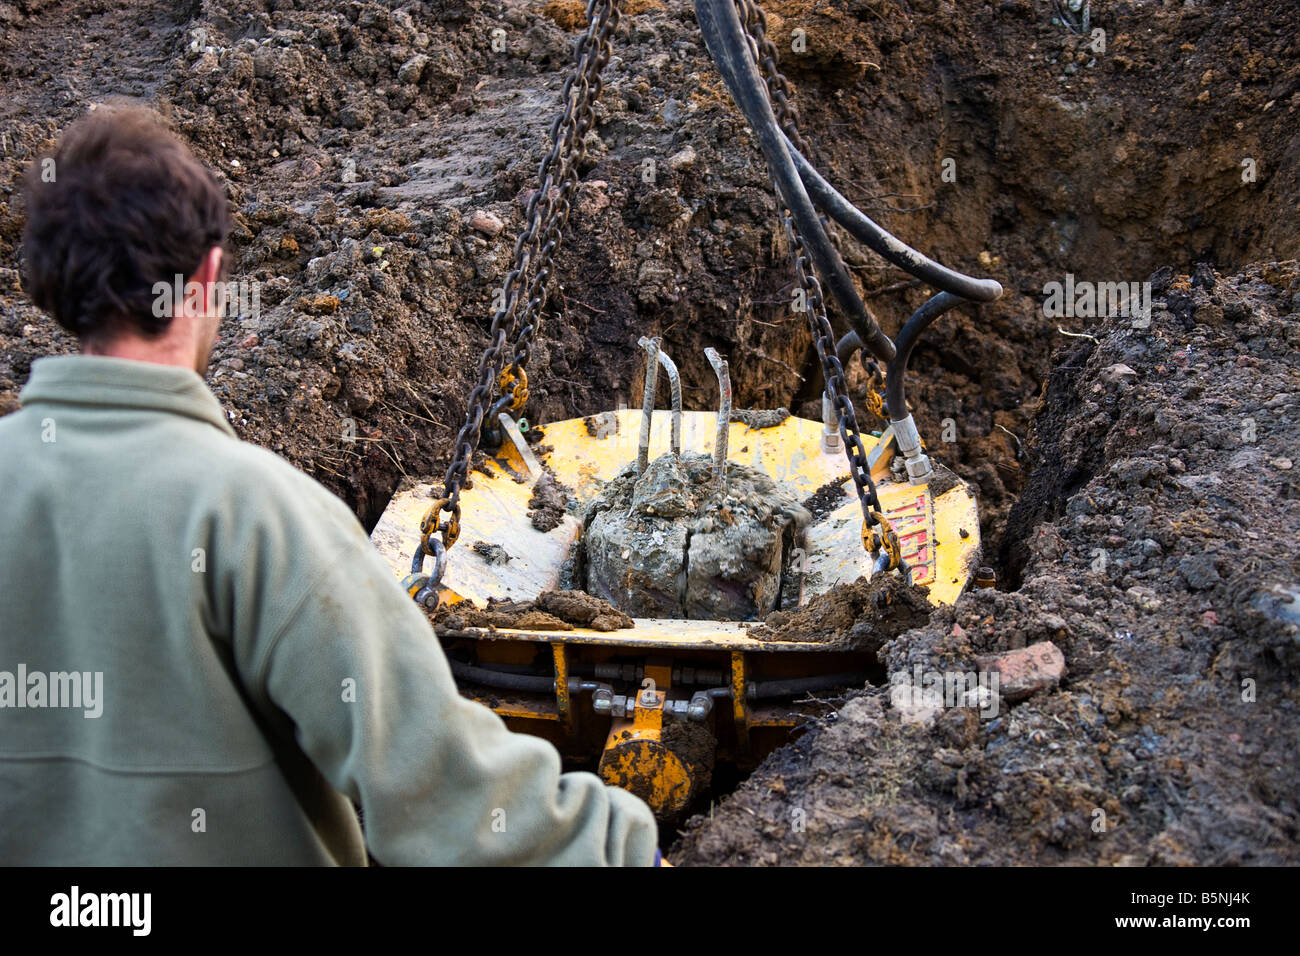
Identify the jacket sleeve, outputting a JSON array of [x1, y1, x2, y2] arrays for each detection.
[[233, 491, 659, 867]]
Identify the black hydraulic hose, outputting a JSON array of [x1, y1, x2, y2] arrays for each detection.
[[886, 291, 962, 421], [449, 660, 866, 702], [785, 137, 1004, 304], [449, 660, 555, 694], [694, 0, 896, 363], [749, 672, 871, 698], [836, 329, 863, 368]]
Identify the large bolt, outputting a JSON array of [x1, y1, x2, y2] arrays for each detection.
[[821, 393, 842, 452], [687, 693, 713, 722]]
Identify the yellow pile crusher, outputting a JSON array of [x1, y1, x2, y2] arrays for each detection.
[[369, 0, 1002, 818]]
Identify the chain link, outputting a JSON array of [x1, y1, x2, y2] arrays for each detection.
[[738, 0, 856, 262], [492, 0, 621, 424], [416, 0, 621, 581], [735, 0, 901, 568]]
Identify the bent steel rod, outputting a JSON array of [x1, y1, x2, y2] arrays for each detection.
[[636, 335, 683, 460], [636, 336, 660, 473], [656, 348, 682, 456], [705, 347, 731, 492]]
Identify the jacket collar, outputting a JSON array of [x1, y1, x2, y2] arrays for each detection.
[[19, 355, 238, 437]]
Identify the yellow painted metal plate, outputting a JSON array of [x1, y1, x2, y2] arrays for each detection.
[[543, 410, 857, 501], [439, 616, 832, 651], [370, 410, 982, 631], [465, 694, 561, 721], [370, 472, 579, 605], [598, 731, 694, 817], [804, 479, 979, 606], [928, 484, 982, 605]]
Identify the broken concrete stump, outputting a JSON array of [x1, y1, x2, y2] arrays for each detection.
[[583, 452, 807, 620]]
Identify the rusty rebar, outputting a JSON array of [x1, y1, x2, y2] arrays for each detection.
[[656, 348, 682, 456], [705, 347, 731, 492], [636, 336, 661, 473]]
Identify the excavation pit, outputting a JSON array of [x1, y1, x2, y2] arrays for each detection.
[[582, 452, 811, 621]]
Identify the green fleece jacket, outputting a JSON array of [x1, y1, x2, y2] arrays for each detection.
[[0, 355, 657, 865]]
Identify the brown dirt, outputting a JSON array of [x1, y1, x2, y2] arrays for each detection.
[[661, 718, 715, 794], [434, 600, 575, 632], [584, 411, 620, 438], [534, 588, 634, 630], [748, 573, 931, 650], [433, 587, 632, 632], [526, 468, 570, 532], [729, 407, 789, 429], [800, 476, 849, 518], [672, 268, 1300, 865]]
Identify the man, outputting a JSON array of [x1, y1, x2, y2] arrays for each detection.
[[0, 105, 660, 865]]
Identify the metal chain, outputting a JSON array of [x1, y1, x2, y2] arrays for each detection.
[[784, 212, 899, 564], [736, 0, 901, 569], [415, 0, 621, 584], [738, 0, 858, 262], [408, 0, 899, 603], [740, 0, 888, 402], [738, 0, 806, 151], [491, 0, 622, 426]]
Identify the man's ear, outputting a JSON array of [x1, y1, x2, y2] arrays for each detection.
[[190, 246, 224, 316], [193, 245, 222, 286]]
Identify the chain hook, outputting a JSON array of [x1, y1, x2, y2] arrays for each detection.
[[402, 536, 447, 611]]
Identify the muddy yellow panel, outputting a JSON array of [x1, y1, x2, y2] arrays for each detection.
[[370, 410, 981, 614]]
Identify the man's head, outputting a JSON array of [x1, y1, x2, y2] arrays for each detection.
[[22, 105, 232, 373]]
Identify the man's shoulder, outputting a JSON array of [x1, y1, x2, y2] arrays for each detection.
[[2, 386, 364, 541], [0, 401, 42, 435], [207, 434, 358, 525]]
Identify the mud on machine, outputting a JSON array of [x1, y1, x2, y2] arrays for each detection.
[[371, 0, 1003, 820]]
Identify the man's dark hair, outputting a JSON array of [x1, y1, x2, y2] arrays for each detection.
[[22, 105, 231, 342]]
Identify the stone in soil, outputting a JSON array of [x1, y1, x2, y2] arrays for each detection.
[[976, 641, 1066, 702]]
